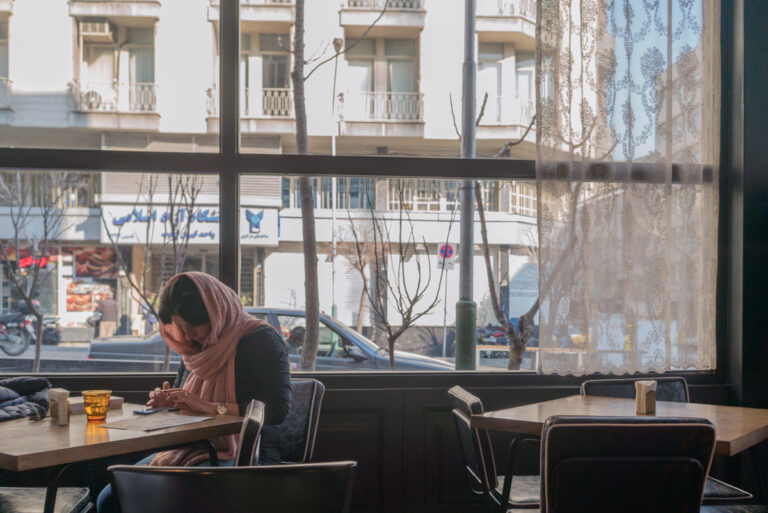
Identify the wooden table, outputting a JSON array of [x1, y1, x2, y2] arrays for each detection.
[[471, 394, 768, 457], [0, 403, 243, 472]]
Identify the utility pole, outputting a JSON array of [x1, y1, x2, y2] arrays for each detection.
[[455, 0, 477, 370]]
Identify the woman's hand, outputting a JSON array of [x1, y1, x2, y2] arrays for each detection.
[[168, 389, 217, 415], [146, 381, 179, 408]]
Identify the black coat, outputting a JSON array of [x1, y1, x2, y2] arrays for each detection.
[[0, 376, 51, 421]]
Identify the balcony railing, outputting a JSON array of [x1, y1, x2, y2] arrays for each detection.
[[0, 78, 11, 109], [73, 81, 157, 113], [210, 0, 294, 5], [206, 87, 294, 118], [261, 88, 293, 117], [476, 0, 535, 18], [478, 95, 535, 126], [341, 91, 424, 122], [348, 0, 422, 9]]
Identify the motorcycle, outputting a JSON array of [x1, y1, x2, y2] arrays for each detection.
[[41, 315, 62, 346], [0, 312, 34, 356]]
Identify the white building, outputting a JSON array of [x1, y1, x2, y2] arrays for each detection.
[[0, 0, 539, 348]]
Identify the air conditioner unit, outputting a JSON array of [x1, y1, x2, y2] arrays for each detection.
[[80, 19, 115, 43]]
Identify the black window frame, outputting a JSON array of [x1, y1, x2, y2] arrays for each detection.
[[0, 0, 736, 386]]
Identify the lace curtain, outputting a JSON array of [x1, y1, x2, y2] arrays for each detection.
[[535, 0, 720, 374]]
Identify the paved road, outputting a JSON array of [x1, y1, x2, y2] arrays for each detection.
[[10, 344, 91, 361], [0, 343, 525, 373]]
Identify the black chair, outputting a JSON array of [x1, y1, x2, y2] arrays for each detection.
[[581, 376, 691, 402], [279, 378, 325, 463], [447, 385, 539, 511], [542, 415, 717, 513], [581, 377, 754, 504], [0, 487, 92, 513], [110, 461, 356, 513], [234, 400, 265, 466]]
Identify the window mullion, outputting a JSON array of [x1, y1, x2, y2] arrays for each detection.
[[219, 0, 239, 290]]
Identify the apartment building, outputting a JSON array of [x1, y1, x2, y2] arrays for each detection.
[[0, 0, 539, 346]]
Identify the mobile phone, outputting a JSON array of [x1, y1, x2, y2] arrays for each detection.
[[133, 406, 180, 415]]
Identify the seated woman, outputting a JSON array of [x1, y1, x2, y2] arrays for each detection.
[[97, 272, 291, 513]]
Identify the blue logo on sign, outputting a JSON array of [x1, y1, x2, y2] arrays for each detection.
[[245, 209, 264, 233]]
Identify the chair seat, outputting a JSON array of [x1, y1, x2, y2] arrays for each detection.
[[495, 475, 540, 506], [0, 487, 91, 513], [704, 476, 753, 502]]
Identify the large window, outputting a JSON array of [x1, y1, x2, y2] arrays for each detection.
[[0, 170, 219, 372], [0, 0, 723, 375]]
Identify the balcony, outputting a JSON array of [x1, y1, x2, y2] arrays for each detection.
[[205, 86, 295, 134], [0, 78, 10, 110], [339, 91, 424, 137], [341, 0, 425, 32], [348, 0, 421, 7], [208, 0, 295, 30], [69, 0, 161, 19], [71, 80, 159, 130], [477, 95, 536, 141], [476, 0, 535, 48]]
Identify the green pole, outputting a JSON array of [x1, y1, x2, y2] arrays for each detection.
[[455, 299, 476, 370], [455, 0, 477, 371]]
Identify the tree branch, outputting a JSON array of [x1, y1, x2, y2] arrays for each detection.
[[304, 1, 389, 81]]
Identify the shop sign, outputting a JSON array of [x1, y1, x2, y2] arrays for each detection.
[[101, 205, 221, 245], [239, 208, 278, 247], [100, 205, 279, 246], [18, 256, 48, 268]]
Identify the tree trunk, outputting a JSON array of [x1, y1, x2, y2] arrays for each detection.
[[474, 182, 525, 370], [388, 336, 395, 370], [292, 0, 319, 371], [33, 312, 43, 373], [356, 287, 367, 334]]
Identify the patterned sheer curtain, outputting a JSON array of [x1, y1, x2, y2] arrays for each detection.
[[535, 0, 720, 374]]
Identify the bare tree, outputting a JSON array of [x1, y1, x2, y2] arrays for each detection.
[[101, 173, 203, 371], [289, 0, 389, 370], [347, 185, 454, 369], [0, 171, 68, 372], [333, 220, 376, 333]]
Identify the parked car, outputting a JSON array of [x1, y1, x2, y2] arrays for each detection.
[[87, 307, 454, 371]]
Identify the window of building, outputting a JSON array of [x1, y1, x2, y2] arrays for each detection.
[[77, 21, 156, 113], [478, 43, 503, 123], [343, 37, 421, 121], [281, 177, 376, 210]]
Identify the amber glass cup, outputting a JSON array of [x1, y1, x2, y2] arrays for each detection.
[[82, 390, 111, 421]]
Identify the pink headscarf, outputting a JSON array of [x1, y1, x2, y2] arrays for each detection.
[[151, 272, 272, 466]]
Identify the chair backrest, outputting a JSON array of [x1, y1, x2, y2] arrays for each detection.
[[447, 385, 497, 494], [580, 376, 690, 403], [234, 400, 265, 466], [110, 461, 357, 513], [541, 416, 716, 513], [279, 378, 325, 463]]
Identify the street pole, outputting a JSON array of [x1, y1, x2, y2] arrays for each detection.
[[455, 0, 477, 370], [442, 265, 449, 357]]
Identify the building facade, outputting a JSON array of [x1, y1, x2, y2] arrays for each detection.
[[0, 0, 539, 351]]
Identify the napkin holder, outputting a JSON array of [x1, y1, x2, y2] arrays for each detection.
[[49, 388, 70, 425], [635, 380, 657, 414]]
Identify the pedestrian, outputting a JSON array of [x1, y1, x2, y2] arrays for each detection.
[[95, 291, 118, 338]]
